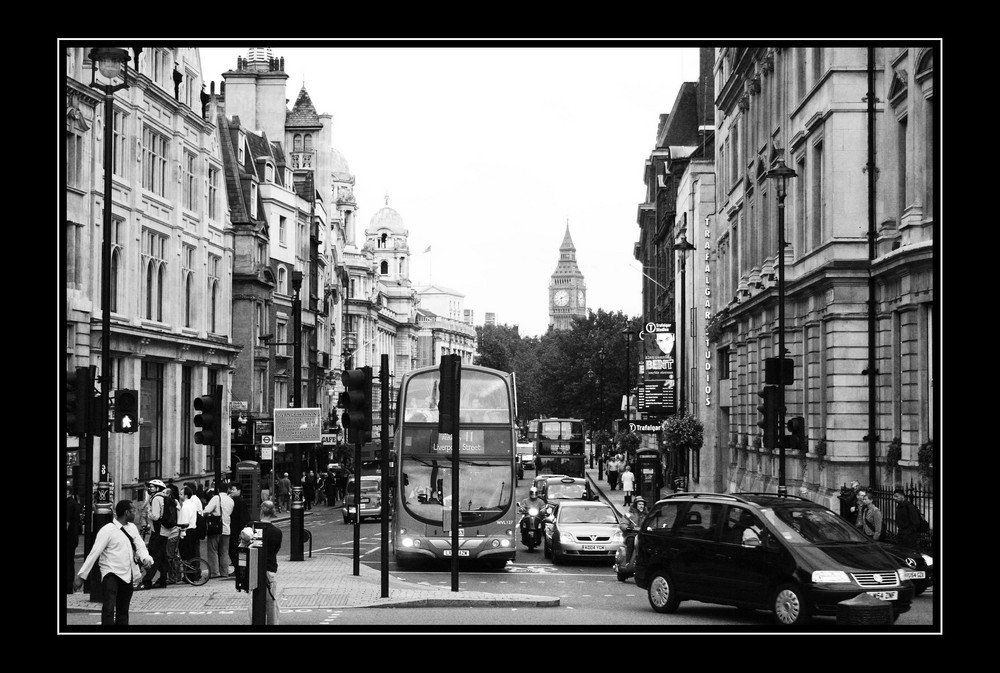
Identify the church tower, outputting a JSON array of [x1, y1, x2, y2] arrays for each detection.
[[548, 222, 587, 331]]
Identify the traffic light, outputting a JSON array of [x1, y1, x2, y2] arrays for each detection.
[[756, 385, 779, 449], [66, 366, 92, 437], [787, 416, 806, 452], [340, 366, 372, 443], [194, 393, 220, 446], [764, 357, 794, 385], [438, 354, 461, 435], [114, 389, 139, 433]]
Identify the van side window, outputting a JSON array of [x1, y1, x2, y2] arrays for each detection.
[[676, 502, 723, 540], [643, 502, 681, 533], [723, 506, 764, 545]]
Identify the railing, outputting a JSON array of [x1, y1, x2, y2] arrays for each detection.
[[843, 479, 934, 551]]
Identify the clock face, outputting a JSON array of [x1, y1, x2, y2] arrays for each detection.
[[577, 290, 585, 306], [554, 290, 569, 306]]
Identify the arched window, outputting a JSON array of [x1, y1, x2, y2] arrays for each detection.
[[110, 248, 120, 313], [293, 134, 303, 152], [209, 280, 219, 333], [146, 261, 155, 320], [380, 260, 389, 274], [184, 274, 193, 327], [380, 233, 388, 249], [278, 266, 287, 294], [304, 134, 313, 151], [156, 265, 164, 322], [398, 258, 405, 275]]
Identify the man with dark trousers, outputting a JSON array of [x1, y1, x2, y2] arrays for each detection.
[[893, 487, 922, 550], [227, 482, 249, 577], [64, 483, 81, 594]]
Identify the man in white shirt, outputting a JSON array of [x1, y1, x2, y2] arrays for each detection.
[[75, 499, 153, 626], [178, 485, 204, 576], [203, 488, 235, 578]]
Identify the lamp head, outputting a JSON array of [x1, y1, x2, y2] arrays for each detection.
[[89, 47, 131, 81]]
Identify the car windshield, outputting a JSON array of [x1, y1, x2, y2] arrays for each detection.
[[558, 505, 618, 524], [348, 479, 380, 493], [759, 506, 872, 545], [546, 483, 587, 499]]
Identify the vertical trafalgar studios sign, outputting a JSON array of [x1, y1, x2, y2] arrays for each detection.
[[638, 322, 677, 415]]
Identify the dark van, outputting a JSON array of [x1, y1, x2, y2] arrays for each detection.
[[633, 492, 914, 625]]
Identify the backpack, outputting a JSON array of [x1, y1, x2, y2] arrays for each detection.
[[160, 494, 178, 528], [194, 511, 207, 540]]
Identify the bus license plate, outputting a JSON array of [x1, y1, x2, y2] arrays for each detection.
[[582, 544, 606, 551], [867, 591, 897, 601], [902, 570, 925, 580], [443, 549, 470, 557]]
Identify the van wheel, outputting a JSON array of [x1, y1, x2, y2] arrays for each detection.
[[647, 571, 680, 614], [772, 583, 809, 626]]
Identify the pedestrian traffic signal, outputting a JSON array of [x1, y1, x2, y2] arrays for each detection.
[[787, 416, 806, 452], [339, 366, 372, 443], [114, 389, 139, 433], [756, 385, 779, 450], [194, 393, 220, 446], [66, 366, 92, 437], [764, 357, 794, 385]]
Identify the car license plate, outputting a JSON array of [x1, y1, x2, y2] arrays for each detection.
[[902, 570, 925, 580], [867, 590, 898, 601], [443, 549, 470, 557], [582, 544, 606, 551], [361, 497, 370, 503]]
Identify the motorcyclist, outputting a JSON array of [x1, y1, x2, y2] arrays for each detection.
[[621, 496, 648, 566], [518, 487, 547, 535]]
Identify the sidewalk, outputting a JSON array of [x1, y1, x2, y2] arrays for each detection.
[[67, 510, 560, 613], [583, 461, 672, 516]]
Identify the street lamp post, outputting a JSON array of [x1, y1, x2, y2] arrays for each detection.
[[290, 270, 304, 560], [87, 47, 132, 601], [621, 325, 633, 430], [672, 233, 696, 482], [586, 369, 596, 467], [766, 154, 797, 497]]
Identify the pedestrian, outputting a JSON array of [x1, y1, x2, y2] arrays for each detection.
[[64, 483, 81, 595], [620, 465, 635, 506], [855, 489, 883, 540], [240, 499, 283, 625], [276, 472, 292, 513], [607, 454, 620, 491], [303, 470, 316, 511], [135, 489, 151, 544], [195, 481, 208, 507], [204, 486, 235, 579], [74, 499, 153, 626], [838, 480, 862, 525], [141, 478, 178, 589], [227, 482, 249, 578], [892, 487, 922, 550], [315, 472, 327, 506], [177, 485, 204, 577], [325, 470, 339, 506], [336, 468, 349, 506]]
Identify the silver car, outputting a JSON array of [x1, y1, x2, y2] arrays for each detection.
[[342, 476, 382, 524], [543, 500, 624, 564]]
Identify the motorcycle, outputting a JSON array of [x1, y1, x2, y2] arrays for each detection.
[[518, 503, 545, 551], [613, 520, 638, 582]]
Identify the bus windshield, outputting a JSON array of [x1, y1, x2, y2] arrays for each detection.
[[403, 370, 511, 424]]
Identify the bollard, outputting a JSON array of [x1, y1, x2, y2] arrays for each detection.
[[836, 592, 894, 626]]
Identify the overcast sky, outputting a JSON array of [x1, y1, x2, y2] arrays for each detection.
[[199, 42, 703, 337]]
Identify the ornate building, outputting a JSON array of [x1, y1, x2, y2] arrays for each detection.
[[412, 285, 478, 367], [64, 47, 238, 504], [548, 223, 587, 331]]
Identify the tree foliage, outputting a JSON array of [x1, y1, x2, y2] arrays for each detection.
[[662, 414, 704, 453], [474, 310, 641, 433]]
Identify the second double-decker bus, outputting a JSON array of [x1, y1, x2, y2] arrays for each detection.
[[534, 418, 586, 477], [391, 364, 518, 569]]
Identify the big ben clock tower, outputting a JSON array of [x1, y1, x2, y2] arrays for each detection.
[[549, 221, 587, 331]]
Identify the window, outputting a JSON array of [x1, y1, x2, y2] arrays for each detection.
[[182, 244, 195, 328], [796, 156, 806, 251], [66, 130, 84, 188], [279, 215, 287, 245], [677, 502, 722, 540], [208, 254, 220, 334], [811, 142, 823, 247], [139, 360, 164, 481], [274, 379, 287, 410], [181, 365, 192, 475], [250, 181, 258, 219], [149, 49, 167, 88], [256, 302, 265, 342], [643, 502, 682, 533], [293, 134, 303, 152], [185, 70, 197, 108], [265, 163, 274, 183], [142, 229, 167, 321], [304, 134, 313, 151], [380, 260, 389, 274], [897, 115, 908, 223], [718, 346, 731, 379], [277, 320, 288, 357], [112, 108, 126, 177], [109, 217, 123, 313], [208, 166, 219, 220], [142, 126, 168, 196], [256, 369, 267, 412], [278, 266, 287, 294], [182, 150, 197, 211]]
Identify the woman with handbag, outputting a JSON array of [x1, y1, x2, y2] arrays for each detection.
[[202, 487, 234, 578]]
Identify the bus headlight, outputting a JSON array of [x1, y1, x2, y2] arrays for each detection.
[[401, 537, 415, 548], [490, 539, 501, 548], [499, 539, 511, 548]]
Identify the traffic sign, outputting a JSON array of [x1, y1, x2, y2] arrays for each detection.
[[273, 407, 322, 444]]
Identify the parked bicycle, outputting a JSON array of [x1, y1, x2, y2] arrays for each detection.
[[168, 552, 210, 586]]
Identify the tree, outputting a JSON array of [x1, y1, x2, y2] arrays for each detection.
[[662, 414, 705, 454]]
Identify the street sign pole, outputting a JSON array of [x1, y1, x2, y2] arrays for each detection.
[[380, 354, 390, 598]]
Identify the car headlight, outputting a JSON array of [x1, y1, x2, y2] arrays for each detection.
[[560, 531, 576, 543], [611, 530, 624, 544], [922, 554, 933, 567], [812, 570, 851, 583]]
